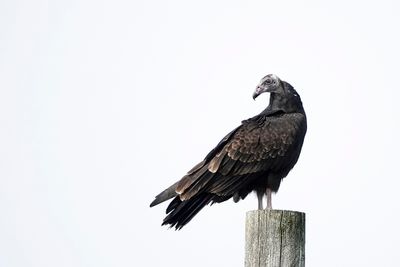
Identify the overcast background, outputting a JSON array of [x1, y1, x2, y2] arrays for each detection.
[[1, 0, 400, 266]]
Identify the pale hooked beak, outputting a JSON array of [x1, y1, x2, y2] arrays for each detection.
[[253, 85, 266, 100]]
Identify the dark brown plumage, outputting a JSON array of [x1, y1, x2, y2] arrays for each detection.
[[150, 74, 307, 230]]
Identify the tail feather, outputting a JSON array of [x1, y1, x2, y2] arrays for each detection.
[[166, 195, 181, 213], [150, 181, 179, 207], [162, 193, 213, 230]]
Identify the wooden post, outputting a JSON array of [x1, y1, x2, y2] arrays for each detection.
[[245, 210, 305, 267]]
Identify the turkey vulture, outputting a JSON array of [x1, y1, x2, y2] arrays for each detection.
[[150, 74, 307, 230]]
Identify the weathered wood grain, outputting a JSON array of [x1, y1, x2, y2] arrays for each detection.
[[245, 210, 305, 267]]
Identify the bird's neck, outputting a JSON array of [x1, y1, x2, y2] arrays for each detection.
[[269, 93, 288, 110], [261, 93, 304, 115], [261, 93, 287, 115]]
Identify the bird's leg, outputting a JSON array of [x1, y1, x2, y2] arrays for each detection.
[[266, 188, 272, 210], [257, 190, 264, 210]]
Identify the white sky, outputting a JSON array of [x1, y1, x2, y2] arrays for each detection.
[[1, 0, 400, 266]]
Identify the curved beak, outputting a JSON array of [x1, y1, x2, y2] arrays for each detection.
[[253, 86, 265, 100], [253, 91, 260, 100]]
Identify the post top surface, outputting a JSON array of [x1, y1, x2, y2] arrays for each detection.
[[246, 209, 305, 216]]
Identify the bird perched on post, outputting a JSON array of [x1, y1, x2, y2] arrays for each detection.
[[150, 74, 307, 230]]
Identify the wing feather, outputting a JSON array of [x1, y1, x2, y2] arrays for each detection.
[[205, 113, 306, 195], [170, 113, 306, 206]]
